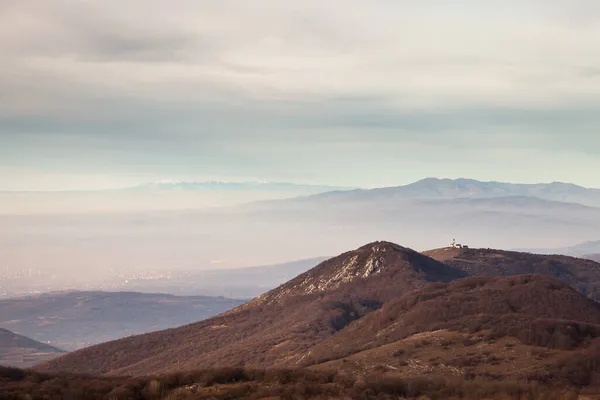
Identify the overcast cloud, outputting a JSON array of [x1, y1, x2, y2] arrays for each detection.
[[1, 0, 600, 189]]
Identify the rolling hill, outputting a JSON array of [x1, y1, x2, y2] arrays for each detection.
[[0, 328, 64, 368], [36, 242, 600, 379], [244, 242, 464, 307], [423, 247, 600, 301], [0, 291, 245, 351], [36, 242, 467, 375], [305, 274, 600, 368]]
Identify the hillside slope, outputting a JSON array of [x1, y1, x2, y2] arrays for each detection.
[[423, 247, 600, 301], [0, 328, 64, 368], [310, 276, 600, 387], [37, 242, 466, 376], [304, 275, 600, 367], [245, 242, 464, 308], [36, 242, 600, 378]]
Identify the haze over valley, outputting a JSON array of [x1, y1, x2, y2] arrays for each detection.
[[0, 291, 244, 351]]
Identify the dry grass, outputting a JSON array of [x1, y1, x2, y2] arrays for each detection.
[[36, 242, 466, 376], [35, 243, 600, 385], [3, 365, 600, 400], [300, 274, 600, 366], [424, 247, 600, 302], [312, 329, 571, 381]]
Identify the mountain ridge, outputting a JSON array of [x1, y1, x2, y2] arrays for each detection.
[[35, 241, 467, 375], [423, 246, 600, 301], [245, 241, 466, 308], [257, 177, 600, 209], [36, 242, 600, 377]]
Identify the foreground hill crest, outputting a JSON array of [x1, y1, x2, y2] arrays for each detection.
[[36, 241, 600, 377], [248, 241, 465, 307]]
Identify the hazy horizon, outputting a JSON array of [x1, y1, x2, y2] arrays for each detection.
[[2, 176, 600, 193]]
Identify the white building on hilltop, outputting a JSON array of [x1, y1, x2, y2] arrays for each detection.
[[450, 239, 468, 249]]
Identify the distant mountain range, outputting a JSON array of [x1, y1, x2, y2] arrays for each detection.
[[287, 178, 600, 207], [0, 291, 244, 351], [126, 181, 355, 193], [38, 242, 600, 377], [516, 240, 600, 257], [0, 328, 64, 368], [236, 180, 600, 251]]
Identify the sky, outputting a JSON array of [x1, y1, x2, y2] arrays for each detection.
[[1, 0, 600, 190]]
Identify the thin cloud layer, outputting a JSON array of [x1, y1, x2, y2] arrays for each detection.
[[1, 0, 600, 189]]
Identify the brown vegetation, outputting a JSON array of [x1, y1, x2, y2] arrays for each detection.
[[301, 274, 600, 366], [36, 242, 466, 376], [35, 241, 600, 389], [3, 365, 600, 400], [424, 247, 600, 301]]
